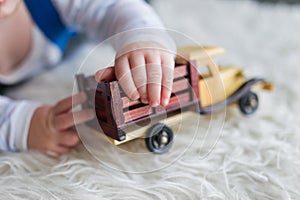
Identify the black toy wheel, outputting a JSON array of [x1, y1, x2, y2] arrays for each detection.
[[239, 91, 259, 115], [145, 123, 173, 154]]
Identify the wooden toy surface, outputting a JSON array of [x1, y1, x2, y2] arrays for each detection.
[[175, 46, 224, 65]]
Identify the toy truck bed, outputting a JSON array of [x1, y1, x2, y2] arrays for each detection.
[[76, 62, 200, 152]]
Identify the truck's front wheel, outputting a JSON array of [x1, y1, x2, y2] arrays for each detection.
[[145, 123, 173, 154], [239, 91, 259, 115]]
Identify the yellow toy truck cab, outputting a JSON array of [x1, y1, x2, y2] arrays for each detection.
[[176, 46, 272, 114]]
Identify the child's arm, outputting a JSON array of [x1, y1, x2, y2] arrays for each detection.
[[0, 93, 94, 154], [0, 95, 40, 152], [53, 0, 169, 46]]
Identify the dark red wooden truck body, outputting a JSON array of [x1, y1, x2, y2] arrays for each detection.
[[76, 62, 200, 142]]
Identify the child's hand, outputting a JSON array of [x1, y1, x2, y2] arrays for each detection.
[[114, 41, 175, 107], [27, 93, 95, 155]]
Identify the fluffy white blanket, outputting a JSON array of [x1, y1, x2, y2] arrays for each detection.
[[1, 0, 300, 199]]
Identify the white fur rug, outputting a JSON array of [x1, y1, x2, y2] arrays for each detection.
[[2, 0, 300, 199]]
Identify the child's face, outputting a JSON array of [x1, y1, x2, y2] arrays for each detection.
[[0, 0, 22, 19]]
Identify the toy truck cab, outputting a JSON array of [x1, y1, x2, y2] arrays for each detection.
[[176, 46, 272, 114]]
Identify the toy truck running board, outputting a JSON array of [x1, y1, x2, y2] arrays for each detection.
[[200, 78, 273, 114], [89, 111, 196, 146]]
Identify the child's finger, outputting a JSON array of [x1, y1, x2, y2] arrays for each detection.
[[53, 109, 95, 131], [146, 53, 162, 107], [129, 53, 148, 104], [115, 56, 140, 100], [161, 54, 175, 106], [54, 145, 71, 155], [53, 92, 87, 115], [45, 143, 71, 155], [58, 130, 80, 147], [95, 66, 116, 82]]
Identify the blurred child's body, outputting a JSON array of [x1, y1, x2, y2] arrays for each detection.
[[0, 0, 175, 154]]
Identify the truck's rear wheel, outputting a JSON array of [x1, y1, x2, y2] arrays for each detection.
[[239, 91, 259, 115], [145, 123, 173, 154]]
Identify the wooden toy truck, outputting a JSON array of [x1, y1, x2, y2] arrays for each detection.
[[76, 46, 272, 154]]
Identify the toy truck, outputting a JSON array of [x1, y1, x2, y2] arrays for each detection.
[[76, 46, 273, 154]]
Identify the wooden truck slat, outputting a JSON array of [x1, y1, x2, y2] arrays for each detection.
[[122, 98, 141, 108], [123, 101, 149, 112], [174, 65, 188, 78], [123, 105, 153, 123], [172, 78, 190, 93], [166, 92, 191, 110]]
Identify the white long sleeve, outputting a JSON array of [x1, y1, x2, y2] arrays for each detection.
[[0, 95, 40, 152], [52, 0, 175, 51]]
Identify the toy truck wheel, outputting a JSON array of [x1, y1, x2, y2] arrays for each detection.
[[238, 91, 259, 115], [145, 123, 174, 154]]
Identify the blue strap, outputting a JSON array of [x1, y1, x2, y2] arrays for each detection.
[[24, 0, 76, 51]]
